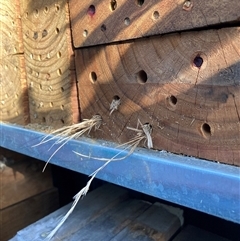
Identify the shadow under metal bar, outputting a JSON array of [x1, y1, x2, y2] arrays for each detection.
[[0, 123, 239, 223]]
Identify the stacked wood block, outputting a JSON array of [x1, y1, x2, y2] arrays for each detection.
[[69, 0, 240, 166], [0, 0, 239, 166], [0, 148, 59, 241], [0, 0, 79, 127]]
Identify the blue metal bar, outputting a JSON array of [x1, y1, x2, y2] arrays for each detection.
[[1, 123, 240, 223]]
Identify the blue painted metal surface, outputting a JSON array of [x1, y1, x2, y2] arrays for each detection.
[[1, 123, 240, 223]]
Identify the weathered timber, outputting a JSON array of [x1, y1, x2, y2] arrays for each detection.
[[69, 0, 240, 47], [0, 147, 54, 209], [75, 27, 240, 166], [0, 188, 59, 241], [19, 0, 79, 126], [10, 184, 183, 241], [0, 0, 29, 124]]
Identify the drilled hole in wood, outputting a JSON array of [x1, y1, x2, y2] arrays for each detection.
[[201, 123, 211, 138], [89, 71, 97, 83], [55, 4, 60, 12], [135, 70, 147, 84], [55, 28, 60, 34], [124, 17, 130, 26], [42, 117, 46, 123], [44, 6, 49, 14], [57, 52, 62, 58], [83, 30, 88, 37], [113, 95, 120, 101], [193, 55, 203, 68], [61, 87, 65, 92], [61, 119, 65, 124], [34, 9, 39, 17], [88, 5, 95, 16], [110, 0, 117, 11], [57, 69, 62, 76], [101, 24, 107, 31], [33, 32, 38, 40], [61, 104, 64, 110], [153, 11, 160, 19], [42, 29, 48, 37], [136, 0, 144, 6], [168, 95, 177, 106], [50, 102, 53, 107]]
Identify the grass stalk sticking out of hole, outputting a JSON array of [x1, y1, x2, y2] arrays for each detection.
[[45, 120, 153, 240], [32, 115, 102, 172]]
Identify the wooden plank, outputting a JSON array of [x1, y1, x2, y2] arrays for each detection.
[[113, 203, 182, 241], [173, 225, 231, 241], [0, 147, 54, 209], [75, 27, 240, 166], [10, 184, 183, 241], [19, 0, 79, 127], [0, 0, 29, 124], [0, 188, 59, 241], [69, 0, 240, 47]]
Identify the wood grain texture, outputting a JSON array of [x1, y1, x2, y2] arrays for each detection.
[[75, 27, 240, 166], [0, 188, 59, 241], [19, 0, 79, 126], [69, 0, 240, 47], [0, 147, 54, 209], [10, 184, 182, 241], [0, 0, 29, 124]]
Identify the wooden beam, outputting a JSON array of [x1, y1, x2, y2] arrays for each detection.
[[0, 0, 29, 124], [19, 0, 79, 126], [69, 0, 240, 47], [75, 27, 240, 166]]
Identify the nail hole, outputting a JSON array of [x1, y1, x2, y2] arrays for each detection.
[[33, 32, 38, 40], [124, 17, 130, 26], [61, 104, 64, 110], [57, 69, 62, 76], [201, 123, 211, 138], [57, 51, 62, 58], [61, 119, 65, 124], [135, 70, 147, 84], [42, 29, 48, 37], [50, 102, 53, 107], [34, 9, 39, 17], [83, 29, 88, 37], [61, 87, 64, 92], [44, 6, 49, 14], [110, 0, 117, 11], [101, 24, 107, 31], [89, 71, 97, 83], [55, 28, 60, 34], [88, 5, 95, 16], [135, 0, 144, 6], [193, 55, 203, 68], [153, 11, 160, 19], [42, 117, 46, 123], [55, 4, 60, 12]]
